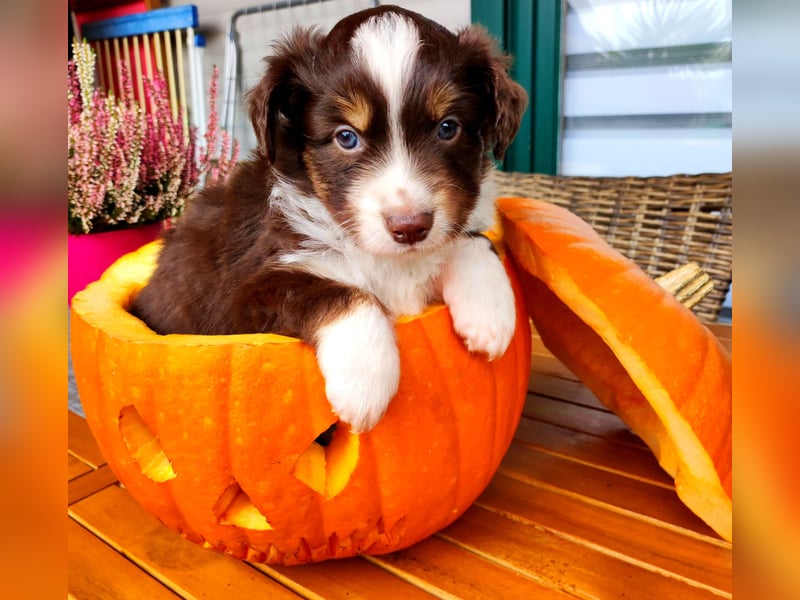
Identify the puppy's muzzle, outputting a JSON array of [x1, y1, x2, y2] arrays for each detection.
[[384, 211, 434, 245]]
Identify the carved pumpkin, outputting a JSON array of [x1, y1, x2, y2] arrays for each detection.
[[70, 241, 532, 564], [497, 197, 732, 541]]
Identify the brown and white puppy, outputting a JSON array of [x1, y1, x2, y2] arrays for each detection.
[[131, 5, 527, 433]]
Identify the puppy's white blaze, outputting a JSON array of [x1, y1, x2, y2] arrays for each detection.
[[351, 12, 419, 134], [315, 303, 400, 433], [441, 237, 516, 360], [352, 14, 429, 254]]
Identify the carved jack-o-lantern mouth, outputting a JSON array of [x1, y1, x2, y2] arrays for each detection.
[[119, 405, 357, 518], [70, 241, 532, 564], [213, 483, 272, 530]]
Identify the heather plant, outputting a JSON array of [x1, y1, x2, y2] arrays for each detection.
[[197, 66, 239, 186], [68, 41, 144, 234], [68, 39, 238, 234], [134, 73, 196, 227]]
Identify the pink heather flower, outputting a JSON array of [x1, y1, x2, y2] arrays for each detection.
[[197, 66, 239, 188], [68, 40, 238, 234], [69, 40, 145, 234]]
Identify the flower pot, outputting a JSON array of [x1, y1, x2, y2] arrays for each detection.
[[68, 221, 163, 303]]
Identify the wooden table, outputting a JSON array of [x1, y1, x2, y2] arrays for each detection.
[[68, 325, 732, 599]]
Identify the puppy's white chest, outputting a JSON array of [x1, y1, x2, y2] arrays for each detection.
[[361, 251, 447, 316], [294, 247, 447, 317]]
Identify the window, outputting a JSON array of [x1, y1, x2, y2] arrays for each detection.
[[473, 0, 732, 176], [562, 0, 732, 176]]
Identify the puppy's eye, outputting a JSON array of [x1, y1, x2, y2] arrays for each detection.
[[334, 128, 360, 151], [437, 119, 460, 141]]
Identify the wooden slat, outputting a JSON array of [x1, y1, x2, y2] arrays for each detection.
[[122, 35, 132, 84], [439, 506, 729, 599], [705, 322, 731, 343], [102, 39, 114, 97], [68, 465, 118, 506], [132, 35, 145, 105], [68, 453, 92, 481], [514, 417, 673, 486], [162, 30, 178, 119], [69, 518, 179, 600], [91, 41, 105, 90], [529, 371, 608, 410], [174, 27, 189, 140], [477, 473, 732, 593], [153, 30, 164, 72], [69, 485, 300, 599], [500, 442, 720, 537], [524, 394, 646, 447], [68, 410, 106, 468], [367, 536, 570, 598], [112, 37, 122, 96], [530, 350, 579, 383], [256, 559, 439, 600]]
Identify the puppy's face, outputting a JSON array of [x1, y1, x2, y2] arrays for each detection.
[[248, 7, 527, 256]]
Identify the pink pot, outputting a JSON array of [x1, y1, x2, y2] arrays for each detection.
[[69, 221, 163, 303]]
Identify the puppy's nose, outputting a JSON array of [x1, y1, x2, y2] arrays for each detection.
[[385, 212, 434, 245]]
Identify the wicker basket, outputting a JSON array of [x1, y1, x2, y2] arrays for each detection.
[[494, 171, 732, 322]]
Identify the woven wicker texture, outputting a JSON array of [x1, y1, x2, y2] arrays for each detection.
[[494, 171, 732, 322]]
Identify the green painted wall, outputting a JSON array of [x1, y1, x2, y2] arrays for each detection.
[[471, 0, 563, 174]]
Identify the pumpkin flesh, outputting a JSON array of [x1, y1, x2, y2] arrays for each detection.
[[498, 197, 732, 542]]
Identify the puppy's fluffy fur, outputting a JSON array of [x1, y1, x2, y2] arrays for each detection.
[[131, 5, 527, 432]]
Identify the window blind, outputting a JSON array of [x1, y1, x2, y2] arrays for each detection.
[[561, 0, 732, 176]]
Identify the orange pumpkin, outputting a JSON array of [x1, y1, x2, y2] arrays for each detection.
[[70, 241, 532, 564], [497, 197, 732, 541]]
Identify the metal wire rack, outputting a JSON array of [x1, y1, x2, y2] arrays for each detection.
[[221, 0, 379, 150]]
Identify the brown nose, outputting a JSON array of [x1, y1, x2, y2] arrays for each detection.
[[384, 212, 434, 245]]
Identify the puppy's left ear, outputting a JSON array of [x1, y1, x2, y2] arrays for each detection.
[[459, 26, 528, 159]]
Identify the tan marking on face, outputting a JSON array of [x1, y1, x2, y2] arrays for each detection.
[[303, 149, 330, 201], [334, 93, 372, 132], [426, 82, 460, 121]]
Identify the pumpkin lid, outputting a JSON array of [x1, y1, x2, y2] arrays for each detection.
[[497, 197, 732, 542]]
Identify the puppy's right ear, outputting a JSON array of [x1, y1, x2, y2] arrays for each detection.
[[246, 27, 323, 164]]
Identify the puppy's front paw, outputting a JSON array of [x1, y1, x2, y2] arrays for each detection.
[[448, 284, 516, 360], [314, 303, 400, 433], [443, 239, 516, 360]]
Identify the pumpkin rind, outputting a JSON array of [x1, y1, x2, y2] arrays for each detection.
[[70, 241, 531, 564], [497, 197, 732, 541]]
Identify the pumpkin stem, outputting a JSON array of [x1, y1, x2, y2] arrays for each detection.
[[655, 262, 716, 310]]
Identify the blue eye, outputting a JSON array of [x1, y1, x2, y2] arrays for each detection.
[[437, 118, 460, 141], [334, 128, 360, 150]]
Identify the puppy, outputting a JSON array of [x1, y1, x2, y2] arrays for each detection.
[[131, 5, 527, 433]]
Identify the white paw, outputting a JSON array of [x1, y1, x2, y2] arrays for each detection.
[[442, 238, 516, 360], [314, 303, 400, 433]]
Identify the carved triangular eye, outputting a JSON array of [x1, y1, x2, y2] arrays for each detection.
[[213, 482, 272, 531], [292, 421, 359, 499], [118, 405, 176, 482]]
